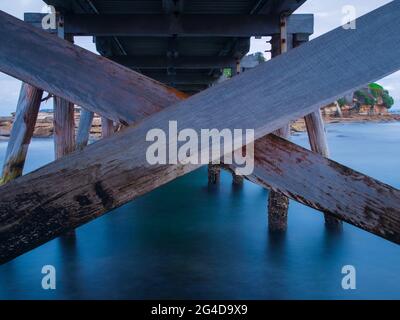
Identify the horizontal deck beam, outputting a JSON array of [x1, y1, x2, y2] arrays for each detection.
[[141, 73, 218, 85], [258, 0, 308, 15], [24, 13, 314, 37], [110, 56, 237, 69]]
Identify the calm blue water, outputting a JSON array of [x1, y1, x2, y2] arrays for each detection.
[[0, 122, 399, 300]]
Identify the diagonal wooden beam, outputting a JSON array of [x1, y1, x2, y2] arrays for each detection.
[[1, 2, 400, 263], [0, 10, 186, 124]]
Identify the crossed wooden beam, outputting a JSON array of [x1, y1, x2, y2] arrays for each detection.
[[1, 1, 400, 264]]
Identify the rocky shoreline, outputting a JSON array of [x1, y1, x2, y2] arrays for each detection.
[[291, 113, 400, 133], [0, 110, 399, 140], [0, 110, 103, 140]]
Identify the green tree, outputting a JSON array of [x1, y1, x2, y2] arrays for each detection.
[[254, 52, 266, 64]]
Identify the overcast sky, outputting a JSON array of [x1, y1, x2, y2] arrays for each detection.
[[0, 0, 398, 115]]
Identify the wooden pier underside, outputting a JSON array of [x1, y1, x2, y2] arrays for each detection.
[[1, 2, 400, 263], [41, 0, 308, 94]]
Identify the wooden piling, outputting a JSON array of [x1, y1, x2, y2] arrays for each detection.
[[268, 125, 291, 231], [101, 117, 114, 138], [76, 109, 94, 150], [0, 83, 43, 184], [268, 191, 290, 232], [267, 16, 292, 231], [231, 60, 244, 185], [53, 19, 76, 237], [53, 96, 75, 158], [304, 109, 329, 156], [304, 109, 342, 228], [53, 29, 75, 159], [208, 164, 220, 184]]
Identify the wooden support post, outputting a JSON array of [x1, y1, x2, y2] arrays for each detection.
[[208, 60, 243, 185], [304, 110, 329, 156], [335, 101, 343, 118], [53, 17, 75, 238], [53, 23, 75, 159], [0, 83, 43, 184], [53, 96, 75, 158], [231, 60, 244, 185], [304, 109, 343, 229], [268, 14, 292, 231], [208, 164, 220, 185], [101, 117, 114, 138], [268, 125, 291, 232], [76, 109, 94, 150]]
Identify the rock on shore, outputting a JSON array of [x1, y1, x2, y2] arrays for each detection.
[[291, 113, 400, 133], [0, 110, 103, 138], [0, 109, 399, 138]]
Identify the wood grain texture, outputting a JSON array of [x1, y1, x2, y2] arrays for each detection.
[[1, 2, 400, 262], [53, 97, 75, 159], [304, 109, 329, 157], [267, 15, 291, 231], [76, 109, 94, 151], [0, 83, 43, 184], [101, 117, 114, 138]]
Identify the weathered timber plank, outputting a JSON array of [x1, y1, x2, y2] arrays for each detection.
[[267, 16, 291, 231], [53, 97, 75, 159], [76, 109, 94, 151], [52, 31, 76, 160], [0, 10, 186, 124], [230, 134, 400, 242], [101, 117, 114, 138], [0, 84, 43, 184], [1, 2, 400, 262]]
